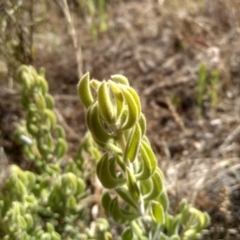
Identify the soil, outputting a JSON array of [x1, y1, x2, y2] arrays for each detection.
[[1, 1, 240, 239]]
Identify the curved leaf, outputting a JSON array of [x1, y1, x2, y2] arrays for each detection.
[[77, 72, 94, 108]]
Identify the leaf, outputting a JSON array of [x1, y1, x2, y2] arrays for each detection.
[[109, 80, 125, 121], [119, 85, 141, 130], [121, 227, 133, 240], [109, 197, 139, 223], [98, 80, 115, 124], [150, 201, 165, 224], [111, 74, 129, 85], [86, 102, 114, 144], [138, 113, 147, 136], [116, 186, 138, 210], [143, 169, 164, 201], [45, 93, 55, 109], [102, 190, 112, 214], [54, 138, 68, 159], [135, 140, 157, 181], [96, 153, 125, 189], [77, 72, 94, 108], [156, 190, 169, 213], [126, 167, 140, 202], [124, 123, 142, 163]]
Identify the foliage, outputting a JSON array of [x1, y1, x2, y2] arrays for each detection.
[[0, 65, 210, 239], [0, 66, 111, 240], [78, 72, 210, 239]]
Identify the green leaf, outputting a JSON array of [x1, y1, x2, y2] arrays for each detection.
[[116, 186, 138, 210], [126, 167, 140, 202], [170, 235, 180, 240], [96, 153, 125, 189], [150, 201, 165, 224], [156, 190, 169, 213], [54, 138, 68, 159], [90, 79, 101, 90], [124, 123, 142, 163], [119, 85, 141, 130], [61, 173, 78, 195], [166, 214, 181, 236], [121, 227, 133, 240], [50, 232, 61, 240], [45, 93, 55, 109], [143, 169, 164, 201], [111, 74, 129, 85], [34, 92, 46, 111], [40, 233, 52, 240], [102, 191, 112, 214], [37, 75, 49, 95], [46, 222, 55, 232], [24, 214, 33, 229], [98, 80, 115, 124], [183, 229, 197, 239], [77, 72, 94, 108], [109, 197, 139, 223], [67, 195, 77, 209], [181, 204, 190, 226], [109, 80, 125, 121], [138, 113, 147, 136], [43, 109, 57, 130], [135, 140, 157, 181], [86, 102, 114, 144], [17, 215, 27, 229]]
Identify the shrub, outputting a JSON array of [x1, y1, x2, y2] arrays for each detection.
[[0, 65, 210, 239]]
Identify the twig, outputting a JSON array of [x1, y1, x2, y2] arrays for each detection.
[[165, 96, 187, 134]]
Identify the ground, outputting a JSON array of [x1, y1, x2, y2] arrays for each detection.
[[1, 0, 240, 239]]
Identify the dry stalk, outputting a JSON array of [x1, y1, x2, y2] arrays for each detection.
[[55, 0, 83, 78], [165, 96, 187, 134]]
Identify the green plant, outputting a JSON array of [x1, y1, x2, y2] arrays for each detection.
[[0, 66, 111, 239], [196, 64, 220, 113], [76, 0, 111, 41], [196, 64, 207, 109], [78, 72, 210, 239], [0, 65, 210, 239], [209, 69, 219, 108]]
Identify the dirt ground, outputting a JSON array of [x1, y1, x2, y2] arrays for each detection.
[[1, 0, 240, 239]]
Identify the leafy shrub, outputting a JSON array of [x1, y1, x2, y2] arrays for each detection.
[[0, 66, 111, 240], [0, 66, 210, 239], [77, 72, 210, 239]]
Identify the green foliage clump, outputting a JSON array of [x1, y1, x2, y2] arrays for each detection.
[[0, 66, 111, 240], [78, 73, 210, 239], [0, 65, 210, 239]]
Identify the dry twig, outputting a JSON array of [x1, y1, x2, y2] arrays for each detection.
[[55, 0, 83, 78]]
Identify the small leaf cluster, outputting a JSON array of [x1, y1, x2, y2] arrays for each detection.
[[16, 65, 67, 173], [78, 73, 210, 239], [0, 66, 111, 239]]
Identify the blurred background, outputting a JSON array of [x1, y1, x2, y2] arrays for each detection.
[[1, 0, 240, 238]]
